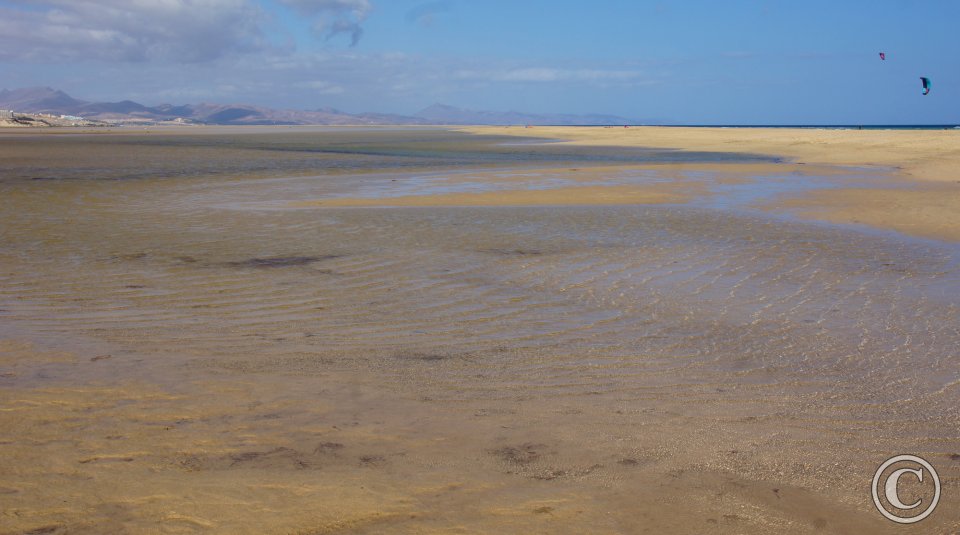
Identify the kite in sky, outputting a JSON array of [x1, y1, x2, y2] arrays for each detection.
[[879, 52, 885, 60], [920, 77, 931, 95]]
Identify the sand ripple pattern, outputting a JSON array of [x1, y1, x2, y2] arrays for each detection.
[[2, 172, 959, 410]]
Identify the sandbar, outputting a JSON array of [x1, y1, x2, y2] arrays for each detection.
[[293, 184, 688, 207], [462, 126, 960, 242]]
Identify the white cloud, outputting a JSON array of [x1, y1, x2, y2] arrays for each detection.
[[0, 0, 265, 62], [0, 0, 375, 63]]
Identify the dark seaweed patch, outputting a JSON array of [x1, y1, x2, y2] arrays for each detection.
[[78, 456, 134, 464], [229, 447, 309, 469], [532, 464, 601, 480], [314, 442, 344, 454], [488, 443, 545, 465], [227, 255, 339, 268], [478, 248, 543, 256], [24, 525, 63, 535], [359, 455, 385, 466], [395, 351, 451, 361]]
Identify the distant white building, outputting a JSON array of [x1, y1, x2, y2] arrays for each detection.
[[0, 109, 13, 119]]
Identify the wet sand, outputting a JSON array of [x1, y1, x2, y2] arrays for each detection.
[[294, 185, 680, 207], [464, 126, 960, 242], [778, 186, 960, 242], [1, 127, 959, 534]]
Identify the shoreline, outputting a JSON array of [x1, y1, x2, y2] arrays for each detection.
[[5, 123, 957, 241], [459, 125, 960, 182], [459, 126, 960, 242]]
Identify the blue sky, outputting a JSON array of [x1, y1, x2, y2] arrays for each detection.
[[1, 0, 957, 123]]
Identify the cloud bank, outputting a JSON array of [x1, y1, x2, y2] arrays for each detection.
[[0, 0, 264, 62], [0, 0, 373, 62], [0, 1, 659, 116]]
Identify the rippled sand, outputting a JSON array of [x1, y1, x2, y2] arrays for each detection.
[[1, 127, 958, 534]]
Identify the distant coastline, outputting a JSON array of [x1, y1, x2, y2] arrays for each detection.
[[0, 110, 108, 128], [4, 88, 956, 129], [0, 87, 634, 127]]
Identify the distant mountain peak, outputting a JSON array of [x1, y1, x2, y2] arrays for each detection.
[[0, 87, 87, 113], [0, 87, 635, 126]]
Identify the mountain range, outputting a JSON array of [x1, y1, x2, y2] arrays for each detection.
[[0, 87, 634, 126]]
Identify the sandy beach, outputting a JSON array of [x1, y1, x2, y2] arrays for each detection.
[[1, 127, 958, 534], [461, 126, 960, 182], [462, 126, 960, 242]]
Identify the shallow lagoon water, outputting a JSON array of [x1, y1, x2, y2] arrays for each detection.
[[0, 128, 957, 534]]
